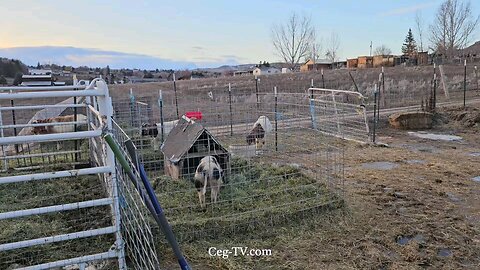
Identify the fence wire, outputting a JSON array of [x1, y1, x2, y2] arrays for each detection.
[[113, 84, 346, 242]]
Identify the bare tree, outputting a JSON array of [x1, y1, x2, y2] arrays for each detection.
[[415, 11, 425, 52], [306, 36, 324, 64], [325, 32, 340, 63], [374, 45, 392, 56], [430, 0, 479, 58], [271, 13, 315, 70]]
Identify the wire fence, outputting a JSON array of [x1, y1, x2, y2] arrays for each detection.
[[112, 83, 346, 242]]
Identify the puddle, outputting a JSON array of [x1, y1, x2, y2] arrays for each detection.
[[438, 248, 452, 257], [406, 159, 425, 164], [361, 162, 399, 170], [472, 176, 480, 183], [469, 152, 480, 157], [396, 234, 425, 245], [408, 132, 462, 141], [446, 192, 461, 202]]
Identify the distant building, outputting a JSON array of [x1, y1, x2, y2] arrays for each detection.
[[373, 55, 395, 68], [300, 59, 332, 72], [233, 70, 253, 76], [357, 56, 374, 69], [252, 67, 281, 76], [21, 74, 53, 86], [333, 61, 347, 69], [347, 58, 358, 69], [281, 68, 291, 74], [28, 69, 52, 75]]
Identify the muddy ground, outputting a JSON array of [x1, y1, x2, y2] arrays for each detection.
[[158, 106, 480, 270]]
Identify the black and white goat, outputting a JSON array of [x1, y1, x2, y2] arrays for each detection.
[[245, 116, 272, 149], [193, 156, 223, 208], [141, 120, 179, 150]]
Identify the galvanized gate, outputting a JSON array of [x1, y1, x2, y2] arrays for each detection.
[[0, 80, 159, 269]]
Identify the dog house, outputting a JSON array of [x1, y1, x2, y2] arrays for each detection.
[[161, 117, 230, 179]]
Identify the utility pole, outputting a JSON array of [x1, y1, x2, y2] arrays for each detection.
[[370, 41, 373, 57]]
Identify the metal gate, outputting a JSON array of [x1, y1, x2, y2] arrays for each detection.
[[0, 80, 159, 269], [309, 88, 370, 143]]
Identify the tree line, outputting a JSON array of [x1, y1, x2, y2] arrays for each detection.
[[271, 0, 479, 69]]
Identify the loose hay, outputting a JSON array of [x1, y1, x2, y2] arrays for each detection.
[[153, 157, 344, 242]]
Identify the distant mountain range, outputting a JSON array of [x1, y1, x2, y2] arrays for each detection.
[[0, 46, 247, 70]]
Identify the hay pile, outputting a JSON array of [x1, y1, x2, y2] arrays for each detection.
[[0, 175, 113, 268], [153, 157, 343, 241]]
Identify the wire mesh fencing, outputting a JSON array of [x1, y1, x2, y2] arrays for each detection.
[[112, 84, 346, 242]]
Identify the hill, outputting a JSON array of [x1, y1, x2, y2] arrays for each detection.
[[0, 58, 28, 77]]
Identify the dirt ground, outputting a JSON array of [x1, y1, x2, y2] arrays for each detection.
[[158, 106, 480, 270]]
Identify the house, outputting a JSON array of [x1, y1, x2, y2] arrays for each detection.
[[357, 56, 374, 68], [28, 69, 52, 75], [161, 117, 230, 180], [347, 58, 358, 69], [373, 55, 395, 68], [281, 68, 291, 73], [300, 59, 332, 72], [332, 60, 347, 69], [252, 67, 281, 76], [233, 70, 253, 76]]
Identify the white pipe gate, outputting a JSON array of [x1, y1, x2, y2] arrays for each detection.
[[0, 80, 159, 269], [309, 88, 370, 143]]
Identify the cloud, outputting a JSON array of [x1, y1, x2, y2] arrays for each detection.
[[192, 46, 205, 51], [0, 46, 249, 69], [379, 2, 435, 17]]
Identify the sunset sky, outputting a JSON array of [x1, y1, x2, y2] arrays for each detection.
[[0, 0, 479, 68]]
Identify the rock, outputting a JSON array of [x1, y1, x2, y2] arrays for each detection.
[[389, 112, 433, 130]]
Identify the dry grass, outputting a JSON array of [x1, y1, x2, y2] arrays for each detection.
[[154, 107, 480, 269]]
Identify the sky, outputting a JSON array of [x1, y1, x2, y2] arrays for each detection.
[[0, 0, 479, 69]]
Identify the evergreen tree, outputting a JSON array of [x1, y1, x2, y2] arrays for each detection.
[[401, 28, 417, 56], [13, 73, 23, 86], [0, 75, 7, 85]]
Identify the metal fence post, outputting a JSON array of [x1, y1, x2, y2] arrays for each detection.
[[464, 59, 467, 108], [74, 89, 78, 163], [255, 76, 260, 110], [373, 84, 378, 144], [433, 71, 437, 111], [0, 107, 7, 171], [274, 86, 278, 151], [310, 79, 314, 99], [228, 83, 233, 136], [321, 69, 325, 88], [475, 66, 479, 91], [381, 67, 385, 108], [173, 73, 179, 119], [129, 88, 135, 127], [158, 90, 164, 143]]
